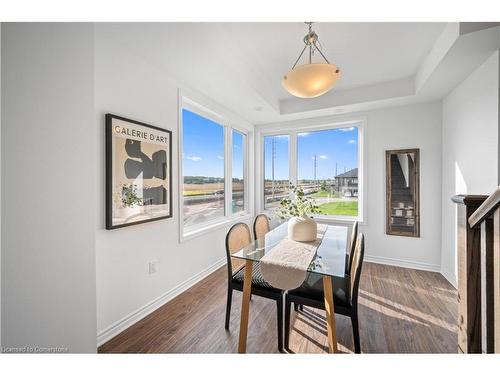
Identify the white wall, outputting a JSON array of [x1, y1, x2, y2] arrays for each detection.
[[361, 102, 443, 270], [94, 25, 254, 344], [441, 51, 500, 287], [1, 23, 97, 352], [257, 101, 443, 271]]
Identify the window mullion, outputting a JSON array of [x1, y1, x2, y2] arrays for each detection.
[[243, 132, 248, 214], [289, 130, 297, 187], [225, 125, 232, 217]]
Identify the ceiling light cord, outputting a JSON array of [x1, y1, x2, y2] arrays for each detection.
[[290, 22, 330, 70], [291, 44, 308, 70], [282, 21, 341, 98]]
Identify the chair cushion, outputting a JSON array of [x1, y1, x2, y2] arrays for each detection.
[[232, 263, 281, 292], [287, 273, 351, 308]]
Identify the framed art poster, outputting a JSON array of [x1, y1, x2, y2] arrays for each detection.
[[106, 114, 172, 229]]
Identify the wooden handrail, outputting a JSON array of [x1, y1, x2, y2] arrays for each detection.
[[469, 186, 500, 228]]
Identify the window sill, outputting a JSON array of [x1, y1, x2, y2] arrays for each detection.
[[314, 215, 365, 226], [180, 212, 254, 243], [262, 210, 366, 226]]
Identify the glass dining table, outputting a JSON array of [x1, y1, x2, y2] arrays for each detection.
[[231, 221, 348, 353]]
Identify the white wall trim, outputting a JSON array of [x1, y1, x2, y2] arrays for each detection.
[[178, 90, 254, 242], [365, 254, 441, 273], [440, 266, 458, 289], [254, 116, 367, 225], [97, 257, 226, 347]]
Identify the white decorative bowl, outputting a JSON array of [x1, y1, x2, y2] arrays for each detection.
[[288, 216, 317, 242]]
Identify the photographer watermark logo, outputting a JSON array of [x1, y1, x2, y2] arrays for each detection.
[[1, 346, 69, 353]]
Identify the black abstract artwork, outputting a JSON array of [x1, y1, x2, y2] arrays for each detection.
[[106, 114, 172, 229], [124, 139, 167, 206]]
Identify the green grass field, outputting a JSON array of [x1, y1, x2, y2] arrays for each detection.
[[318, 201, 358, 216]]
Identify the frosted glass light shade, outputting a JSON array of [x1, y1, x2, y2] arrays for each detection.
[[282, 63, 340, 98]]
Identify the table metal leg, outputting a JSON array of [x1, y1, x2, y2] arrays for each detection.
[[323, 275, 338, 353], [238, 260, 253, 353]]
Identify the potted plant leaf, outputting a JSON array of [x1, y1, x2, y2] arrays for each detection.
[[119, 183, 143, 218], [275, 184, 320, 242]]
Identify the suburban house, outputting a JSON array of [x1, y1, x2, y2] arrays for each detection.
[[335, 168, 358, 196]]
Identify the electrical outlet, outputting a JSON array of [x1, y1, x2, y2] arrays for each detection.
[[148, 261, 159, 274]]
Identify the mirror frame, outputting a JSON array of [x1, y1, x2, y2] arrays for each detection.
[[385, 148, 420, 237]]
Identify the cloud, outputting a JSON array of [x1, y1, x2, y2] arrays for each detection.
[[298, 132, 310, 137], [347, 139, 356, 144], [186, 155, 202, 161], [217, 155, 224, 160], [312, 155, 328, 160], [338, 127, 355, 132]]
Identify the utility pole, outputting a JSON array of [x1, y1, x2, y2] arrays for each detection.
[[313, 154, 317, 188]]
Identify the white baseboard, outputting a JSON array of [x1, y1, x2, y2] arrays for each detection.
[[440, 267, 458, 288], [97, 257, 226, 347], [364, 254, 441, 273]]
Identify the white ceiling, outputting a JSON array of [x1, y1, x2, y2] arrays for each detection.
[[217, 22, 445, 99], [98, 22, 499, 124]]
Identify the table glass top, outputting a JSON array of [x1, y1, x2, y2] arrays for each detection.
[[231, 221, 348, 277]]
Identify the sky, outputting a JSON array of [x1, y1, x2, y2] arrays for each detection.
[[264, 127, 358, 180], [183, 108, 358, 180], [182, 109, 244, 179]]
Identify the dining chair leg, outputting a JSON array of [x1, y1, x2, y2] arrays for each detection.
[[293, 302, 298, 312], [351, 310, 361, 354], [225, 287, 233, 330], [276, 296, 284, 352], [284, 298, 291, 351]]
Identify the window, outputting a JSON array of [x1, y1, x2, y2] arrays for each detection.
[[262, 124, 362, 221], [181, 100, 248, 236], [182, 109, 225, 228], [232, 130, 246, 214], [263, 135, 290, 210], [297, 127, 359, 218]]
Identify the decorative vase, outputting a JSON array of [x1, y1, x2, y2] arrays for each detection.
[[288, 215, 317, 242]]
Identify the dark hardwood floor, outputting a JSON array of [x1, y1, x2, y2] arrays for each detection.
[[98, 262, 457, 353]]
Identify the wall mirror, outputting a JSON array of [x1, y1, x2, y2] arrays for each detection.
[[386, 148, 420, 237]]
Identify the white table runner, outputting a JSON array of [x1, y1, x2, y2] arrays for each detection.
[[260, 224, 327, 290]]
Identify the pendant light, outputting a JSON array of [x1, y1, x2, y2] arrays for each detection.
[[282, 22, 341, 98]]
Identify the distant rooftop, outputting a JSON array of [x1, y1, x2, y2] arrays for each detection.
[[335, 168, 358, 179]]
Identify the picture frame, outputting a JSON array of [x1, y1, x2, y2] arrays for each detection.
[[385, 148, 420, 237], [106, 114, 172, 229]]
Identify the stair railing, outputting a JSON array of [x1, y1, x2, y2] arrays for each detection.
[[452, 186, 500, 353]]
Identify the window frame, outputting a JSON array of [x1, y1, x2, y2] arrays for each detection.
[[257, 118, 366, 224], [262, 132, 292, 211], [179, 95, 251, 241], [231, 129, 248, 215]]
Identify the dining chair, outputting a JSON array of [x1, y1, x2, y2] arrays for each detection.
[[284, 233, 365, 353], [224, 222, 285, 352], [296, 221, 358, 314], [345, 221, 358, 275], [253, 213, 270, 240]]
